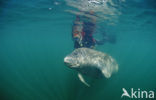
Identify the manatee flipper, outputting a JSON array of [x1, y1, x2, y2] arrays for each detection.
[[101, 69, 111, 78], [78, 73, 90, 87]]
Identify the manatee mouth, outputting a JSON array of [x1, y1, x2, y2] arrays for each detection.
[[64, 57, 73, 67], [64, 57, 79, 68], [64, 61, 73, 67], [64, 61, 79, 68]]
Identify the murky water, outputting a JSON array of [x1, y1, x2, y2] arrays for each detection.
[[0, 0, 156, 100]]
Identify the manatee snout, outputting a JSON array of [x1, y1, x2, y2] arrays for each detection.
[[64, 55, 79, 68], [64, 56, 72, 66]]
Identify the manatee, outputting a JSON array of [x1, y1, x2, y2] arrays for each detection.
[[64, 48, 118, 86]]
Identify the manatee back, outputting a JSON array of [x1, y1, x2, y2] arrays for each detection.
[[74, 48, 118, 78]]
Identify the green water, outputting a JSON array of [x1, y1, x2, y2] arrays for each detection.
[[0, 0, 156, 100]]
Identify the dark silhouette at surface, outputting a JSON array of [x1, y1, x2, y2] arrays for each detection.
[[72, 11, 116, 49]]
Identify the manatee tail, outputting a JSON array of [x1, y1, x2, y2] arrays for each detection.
[[78, 73, 90, 87]]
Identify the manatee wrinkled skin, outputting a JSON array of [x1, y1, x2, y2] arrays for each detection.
[[64, 48, 118, 78]]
